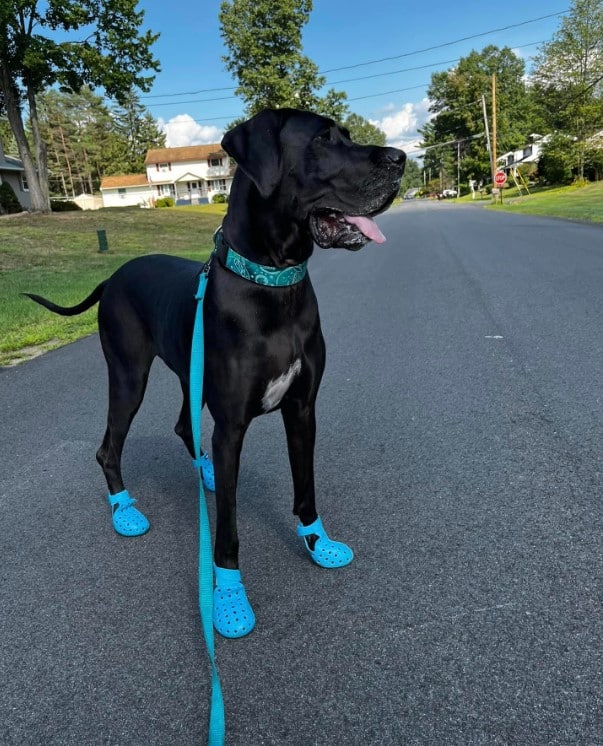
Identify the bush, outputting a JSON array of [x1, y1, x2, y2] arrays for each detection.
[[211, 193, 228, 204], [0, 181, 22, 214], [50, 199, 82, 212], [155, 196, 175, 208], [538, 134, 576, 184]]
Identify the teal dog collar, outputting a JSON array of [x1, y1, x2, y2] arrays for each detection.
[[214, 228, 308, 287]]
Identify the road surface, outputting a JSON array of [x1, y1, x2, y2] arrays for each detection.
[[1, 202, 601, 745]]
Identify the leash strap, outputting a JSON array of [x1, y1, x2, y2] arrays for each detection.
[[190, 262, 225, 746]]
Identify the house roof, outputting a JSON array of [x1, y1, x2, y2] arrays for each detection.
[[144, 144, 226, 165], [0, 155, 24, 172], [100, 173, 149, 190]]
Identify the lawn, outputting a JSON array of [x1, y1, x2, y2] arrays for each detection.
[[464, 180, 603, 222], [0, 205, 226, 366]]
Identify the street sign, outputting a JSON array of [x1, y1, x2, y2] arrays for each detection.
[[494, 171, 507, 186]]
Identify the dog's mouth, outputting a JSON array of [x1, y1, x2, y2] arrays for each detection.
[[309, 209, 386, 250]]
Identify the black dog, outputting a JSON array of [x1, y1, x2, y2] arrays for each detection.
[[27, 108, 405, 637]]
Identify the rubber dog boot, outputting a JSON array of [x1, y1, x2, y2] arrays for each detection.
[[213, 565, 256, 638], [193, 453, 215, 491], [297, 516, 354, 568], [108, 490, 150, 537]]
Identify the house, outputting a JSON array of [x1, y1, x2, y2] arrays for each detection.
[[497, 134, 550, 173], [100, 173, 155, 208], [100, 143, 235, 208], [0, 138, 31, 210]]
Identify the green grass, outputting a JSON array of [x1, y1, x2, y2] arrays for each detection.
[[485, 180, 603, 222], [0, 205, 226, 366], [2, 185, 601, 365]]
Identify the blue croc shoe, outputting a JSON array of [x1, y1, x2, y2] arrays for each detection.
[[193, 453, 215, 492], [108, 490, 150, 537], [213, 565, 255, 638], [297, 516, 354, 568]]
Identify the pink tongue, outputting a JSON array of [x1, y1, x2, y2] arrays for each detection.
[[344, 215, 386, 244]]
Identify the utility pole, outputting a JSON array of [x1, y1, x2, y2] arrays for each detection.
[[481, 94, 494, 187], [492, 74, 497, 182], [457, 140, 461, 199]]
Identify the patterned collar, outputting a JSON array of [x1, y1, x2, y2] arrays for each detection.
[[213, 228, 308, 287]]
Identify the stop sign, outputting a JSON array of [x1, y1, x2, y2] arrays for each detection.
[[494, 171, 507, 185]]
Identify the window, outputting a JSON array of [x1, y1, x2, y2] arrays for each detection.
[[118, 187, 126, 199], [157, 183, 175, 196], [523, 146, 533, 158], [210, 179, 227, 192], [209, 158, 223, 167], [20, 172, 29, 191], [156, 162, 171, 172], [188, 181, 199, 189]]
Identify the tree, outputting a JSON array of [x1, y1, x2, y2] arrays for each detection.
[[531, 0, 603, 179], [38, 88, 117, 197], [0, 116, 17, 154], [109, 90, 166, 174], [399, 157, 422, 193], [422, 46, 533, 185], [343, 114, 386, 146], [0, 1, 159, 212], [219, 0, 348, 122], [538, 133, 578, 183]]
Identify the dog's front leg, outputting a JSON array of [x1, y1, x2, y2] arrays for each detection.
[[211, 419, 248, 569], [282, 398, 354, 569], [210, 418, 256, 637], [281, 398, 318, 527]]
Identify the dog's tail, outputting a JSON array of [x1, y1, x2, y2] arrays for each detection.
[[23, 282, 107, 317]]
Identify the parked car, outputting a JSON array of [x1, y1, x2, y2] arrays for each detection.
[[442, 188, 458, 198]]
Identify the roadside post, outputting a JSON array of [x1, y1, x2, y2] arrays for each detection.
[[97, 229, 109, 252]]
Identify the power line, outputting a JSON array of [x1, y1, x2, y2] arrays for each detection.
[[318, 11, 567, 73], [150, 39, 546, 114], [141, 11, 567, 100]]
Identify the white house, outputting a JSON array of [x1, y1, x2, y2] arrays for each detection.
[[100, 173, 155, 208], [145, 144, 234, 205], [100, 143, 235, 208], [497, 134, 550, 173], [0, 138, 31, 211]]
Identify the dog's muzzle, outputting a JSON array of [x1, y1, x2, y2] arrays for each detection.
[[310, 210, 386, 250], [310, 148, 406, 250]]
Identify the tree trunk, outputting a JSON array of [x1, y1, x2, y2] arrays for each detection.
[[0, 66, 51, 212], [26, 81, 50, 208]]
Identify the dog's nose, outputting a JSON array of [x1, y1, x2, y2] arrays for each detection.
[[381, 147, 406, 167]]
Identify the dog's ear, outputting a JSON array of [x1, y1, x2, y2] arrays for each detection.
[[221, 109, 288, 199]]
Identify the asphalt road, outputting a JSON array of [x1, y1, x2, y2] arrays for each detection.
[[1, 202, 601, 745]]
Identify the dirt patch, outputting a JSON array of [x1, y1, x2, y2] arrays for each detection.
[[0, 338, 63, 367]]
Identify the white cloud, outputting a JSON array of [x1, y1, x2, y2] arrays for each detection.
[[370, 98, 433, 155], [158, 114, 223, 147]]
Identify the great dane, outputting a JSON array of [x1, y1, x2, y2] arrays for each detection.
[[27, 108, 405, 637]]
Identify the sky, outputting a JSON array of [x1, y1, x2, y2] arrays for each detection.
[[137, 0, 570, 153]]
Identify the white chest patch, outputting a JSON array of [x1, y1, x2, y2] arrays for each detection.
[[262, 359, 302, 412]]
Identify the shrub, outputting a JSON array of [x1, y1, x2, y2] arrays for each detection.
[[538, 134, 576, 184], [155, 196, 175, 208], [50, 199, 82, 212], [0, 181, 22, 214], [211, 193, 227, 204]]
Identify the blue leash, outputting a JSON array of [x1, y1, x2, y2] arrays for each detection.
[[190, 257, 225, 746]]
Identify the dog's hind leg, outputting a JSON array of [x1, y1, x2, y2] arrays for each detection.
[[175, 379, 215, 491], [95, 318, 154, 536]]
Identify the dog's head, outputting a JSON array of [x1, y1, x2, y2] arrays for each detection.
[[222, 108, 405, 251]]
